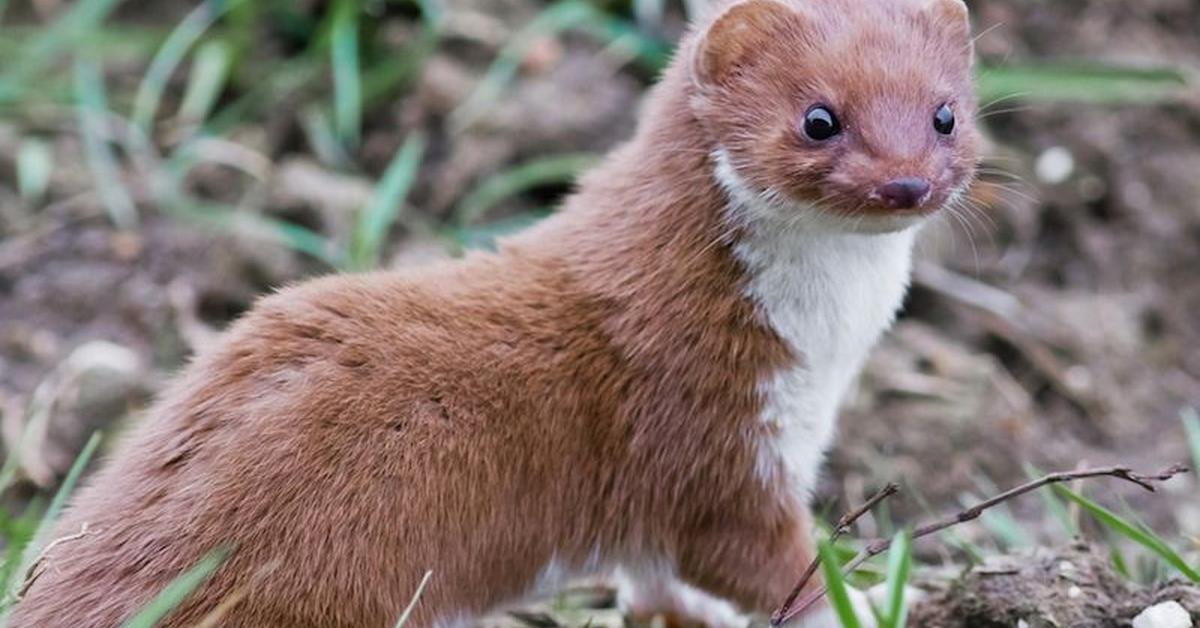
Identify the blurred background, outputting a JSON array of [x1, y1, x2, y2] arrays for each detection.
[[0, 0, 1197, 625]]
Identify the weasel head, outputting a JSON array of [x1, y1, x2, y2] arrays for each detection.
[[689, 0, 981, 233]]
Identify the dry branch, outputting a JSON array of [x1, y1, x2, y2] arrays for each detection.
[[770, 483, 899, 625], [770, 464, 1190, 626]]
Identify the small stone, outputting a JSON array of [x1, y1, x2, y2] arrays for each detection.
[[109, 231, 144, 261], [1132, 601, 1193, 628], [1035, 146, 1074, 184], [1063, 366, 1092, 392]]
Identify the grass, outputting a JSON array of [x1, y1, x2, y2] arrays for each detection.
[[1182, 408, 1200, 473], [349, 131, 427, 270], [74, 56, 140, 230], [977, 63, 1190, 104], [452, 153, 597, 227], [0, 0, 124, 102], [819, 539, 864, 628], [0, 432, 101, 617], [0, 0, 652, 270], [1054, 484, 1200, 583], [2, 0, 1186, 268], [177, 39, 232, 124], [15, 138, 53, 202], [120, 548, 229, 628], [449, 0, 668, 132], [817, 530, 914, 628], [878, 531, 913, 628], [130, 0, 236, 135], [0, 428, 253, 625], [330, 0, 363, 149]]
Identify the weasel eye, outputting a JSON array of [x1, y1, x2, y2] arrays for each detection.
[[933, 103, 955, 135], [802, 105, 841, 141]]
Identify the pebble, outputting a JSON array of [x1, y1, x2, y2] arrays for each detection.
[[1035, 146, 1075, 184], [1132, 601, 1193, 628]]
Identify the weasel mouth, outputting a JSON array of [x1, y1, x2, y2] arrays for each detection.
[[856, 198, 941, 217]]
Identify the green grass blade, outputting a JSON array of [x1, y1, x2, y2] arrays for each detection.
[[34, 433, 100, 540], [74, 57, 139, 229], [1054, 484, 1200, 582], [1108, 532, 1132, 580], [330, 0, 362, 149], [1182, 408, 1200, 474], [958, 490, 1028, 550], [205, 58, 321, 134], [0, 0, 123, 101], [16, 138, 53, 202], [633, 0, 667, 31], [910, 488, 984, 567], [449, 1, 667, 130], [393, 570, 432, 627], [576, 11, 670, 70], [453, 153, 596, 226], [349, 132, 426, 270], [300, 106, 351, 168], [882, 530, 912, 628], [4, 432, 102, 605], [121, 548, 229, 628], [447, 210, 551, 253], [0, 498, 45, 601], [166, 198, 344, 268], [361, 29, 439, 107], [178, 40, 232, 125], [818, 539, 862, 628], [977, 63, 1189, 104], [0, 25, 165, 64], [131, 0, 234, 134], [413, 0, 445, 29], [1026, 463, 1079, 538], [449, 0, 598, 131]]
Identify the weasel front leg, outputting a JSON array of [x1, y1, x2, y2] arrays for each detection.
[[668, 508, 876, 628]]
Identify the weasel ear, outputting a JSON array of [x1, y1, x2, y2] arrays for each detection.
[[693, 0, 798, 87], [923, 0, 972, 56]]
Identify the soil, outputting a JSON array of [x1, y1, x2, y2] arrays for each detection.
[[1, 0, 1198, 625], [910, 544, 1200, 627]]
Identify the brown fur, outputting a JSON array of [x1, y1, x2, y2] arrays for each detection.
[[10, 0, 977, 625]]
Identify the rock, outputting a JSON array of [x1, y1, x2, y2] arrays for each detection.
[[1132, 602, 1193, 628], [905, 544, 1188, 628]]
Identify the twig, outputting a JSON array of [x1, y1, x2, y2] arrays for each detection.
[[772, 464, 1189, 625], [770, 483, 899, 625], [15, 522, 92, 601]]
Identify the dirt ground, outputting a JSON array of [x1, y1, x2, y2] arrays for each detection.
[[0, 0, 1198, 625]]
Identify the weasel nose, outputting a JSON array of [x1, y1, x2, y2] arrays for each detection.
[[876, 177, 931, 210]]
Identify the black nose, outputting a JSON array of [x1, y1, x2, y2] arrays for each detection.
[[876, 177, 931, 210]]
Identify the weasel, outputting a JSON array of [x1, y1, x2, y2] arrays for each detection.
[[10, 0, 979, 625]]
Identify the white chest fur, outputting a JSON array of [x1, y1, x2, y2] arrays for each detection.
[[715, 152, 917, 504], [736, 227, 914, 500]]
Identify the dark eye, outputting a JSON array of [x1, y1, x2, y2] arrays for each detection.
[[933, 103, 955, 135], [802, 105, 841, 141]]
